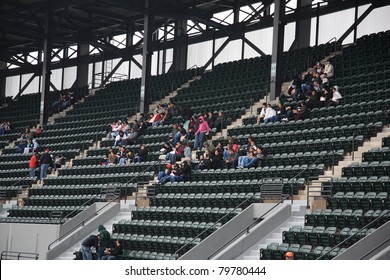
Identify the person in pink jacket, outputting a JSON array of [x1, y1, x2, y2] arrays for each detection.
[[194, 116, 210, 150]]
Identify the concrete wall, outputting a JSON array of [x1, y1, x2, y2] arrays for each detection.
[[0, 202, 119, 260], [214, 203, 291, 260], [46, 202, 119, 260], [180, 203, 290, 260], [334, 221, 390, 260], [0, 222, 59, 260]]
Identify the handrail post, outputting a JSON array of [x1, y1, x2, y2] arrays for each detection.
[[332, 150, 335, 175], [352, 133, 355, 160]]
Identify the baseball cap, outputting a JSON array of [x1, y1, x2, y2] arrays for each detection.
[[166, 163, 173, 169], [285, 251, 294, 257]]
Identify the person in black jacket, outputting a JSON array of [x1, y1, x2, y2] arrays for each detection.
[[81, 234, 100, 260], [39, 148, 53, 182], [102, 240, 123, 260]]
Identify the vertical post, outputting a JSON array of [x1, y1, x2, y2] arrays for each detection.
[[162, 22, 168, 74], [294, 0, 312, 50], [92, 54, 96, 88], [352, 134, 355, 160], [269, 0, 285, 101], [126, 24, 133, 79], [101, 53, 105, 87], [76, 43, 89, 88], [140, 0, 153, 114], [212, 30, 216, 69], [315, 3, 320, 46], [0, 61, 7, 105], [332, 150, 335, 175], [61, 46, 68, 90], [172, 19, 188, 72], [39, 2, 53, 127]]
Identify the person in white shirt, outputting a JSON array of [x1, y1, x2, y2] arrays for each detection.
[[257, 103, 267, 124], [264, 104, 277, 124], [328, 85, 342, 107], [323, 60, 334, 78]]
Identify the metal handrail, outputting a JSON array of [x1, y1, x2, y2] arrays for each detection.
[[47, 163, 157, 251], [325, 37, 338, 53], [1, 251, 39, 260], [316, 211, 390, 260], [208, 194, 290, 260]]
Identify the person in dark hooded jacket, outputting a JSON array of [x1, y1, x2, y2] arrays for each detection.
[[97, 224, 110, 260]]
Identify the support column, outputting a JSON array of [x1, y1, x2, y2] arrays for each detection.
[[162, 22, 168, 74], [172, 19, 188, 72], [234, 0, 241, 24], [39, 3, 53, 127], [140, 0, 153, 114], [75, 43, 89, 88], [269, 0, 285, 101], [0, 62, 6, 105], [294, 0, 312, 50], [127, 25, 133, 79]]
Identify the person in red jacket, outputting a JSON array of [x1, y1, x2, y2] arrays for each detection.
[[29, 150, 39, 178]]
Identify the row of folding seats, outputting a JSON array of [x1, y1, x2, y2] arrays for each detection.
[[0, 150, 79, 164], [261, 243, 352, 260], [36, 132, 105, 145], [326, 176, 390, 193], [0, 177, 35, 187], [363, 147, 390, 162], [281, 226, 376, 248], [43, 172, 153, 185], [0, 186, 24, 199], [112, 219, 223, 239], [342, 161, 390, 177], [229, 113, 384, 136], [111, 233, 202, 255], [339, 79, 390, 96], [58, 162, 160, 176], [309, 97, 390, 118], [7, 205, 88, 219], [131, 206, 241, 223], [227, 124, 378, 146], [331, 70, 390, 88], [29, 183, 137, 196], [0, 216, 71, 224], [327, 191, 389, 211], [119, 250, 177, 260], [157, 178, 305, 195], [25, 194, 100, 206], [150, 192, 261, 208], [190, 165, 323, 181], [304, 209, 389, 228], [41, 124, 106, 137], [0, 160, 32, 170], [264, 150, 344, 167]]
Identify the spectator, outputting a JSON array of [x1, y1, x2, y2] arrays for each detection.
[[285, 251, 294, 260], [194, 116, 210, 150], [264, 104, 277, 124], [54, 153, 66, 171], [16, 140, 26, 154], [97, 225, 111, 260], [238, 152, 259, 168], [257, 103, 267, 124], [293, 102, 308, 121], [105, 148, 117, 166], [323, 60, 334, 78], [39, 148, 53, 182], [81, 234, 100, 260], [211, 149, 223, 169], [328, 85, 342, 107], [157, 163, 173, 184], [117, 146, 127, 165], [165, 141, 184, 164], [214, 111, 224, 132], [198, 154, 211, 170], [102, 240, 123, 260], [133, 144, 148, 163], [114, 130, 127, 147], [225, 148, 238, 169], [23, 139, 34, 154], [182, 141, 193, 163], [29, 150, 39, 178]]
